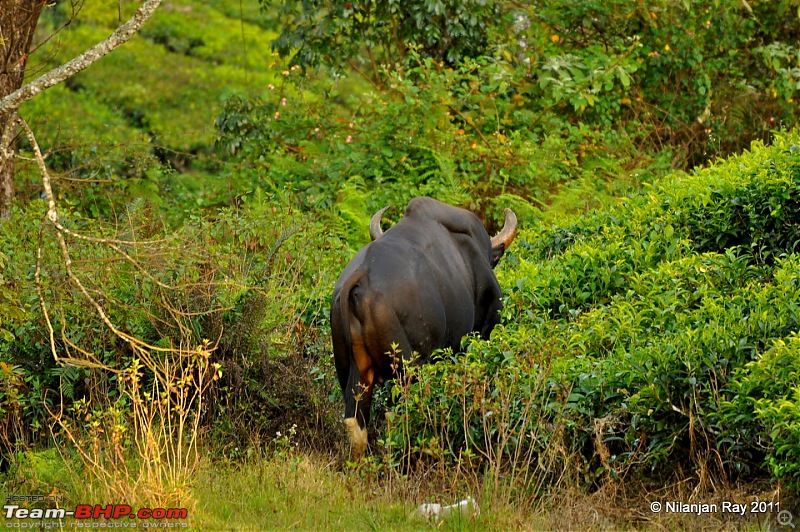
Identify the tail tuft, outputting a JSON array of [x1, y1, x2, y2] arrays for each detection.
[[344, 417, 367, 459]]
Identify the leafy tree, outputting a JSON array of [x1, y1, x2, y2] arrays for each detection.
[[518, 0, 800, 166], [269, 0, 501, 82]]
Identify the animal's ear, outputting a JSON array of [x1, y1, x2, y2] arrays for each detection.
[[490, 243, 506, 268]]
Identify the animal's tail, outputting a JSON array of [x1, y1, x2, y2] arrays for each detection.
[[333, 270, 370, 458], [334, 269, 414, 459]]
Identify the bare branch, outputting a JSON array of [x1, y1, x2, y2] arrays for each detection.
[[18, 116, 181, 366], [0, 0, 162, 115], [35, 224, 59, 364]]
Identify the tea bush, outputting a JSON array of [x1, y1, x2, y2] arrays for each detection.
[[744, 342, 800, 489], [18, 1, 283, 220], [389, 130, 800, 491]]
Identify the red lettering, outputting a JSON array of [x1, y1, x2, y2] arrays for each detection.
[[112, 505, 132, 518], [151, 508, 166, 519], [93, 505, 114, 519], [138, 508, 151, 519], [167, 508, 188, 519], [74, 505, 93, 519]]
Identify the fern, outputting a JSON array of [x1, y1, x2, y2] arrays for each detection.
[[327, 176, 373, 245], [411, 144, 470, 206]]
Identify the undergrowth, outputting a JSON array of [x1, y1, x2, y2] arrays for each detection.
[[388, 131, 800, 498]]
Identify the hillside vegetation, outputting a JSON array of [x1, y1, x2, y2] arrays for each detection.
[[392, 132, 800, 493], [17, 0, 277, 216], [2, 0, 800, 528]]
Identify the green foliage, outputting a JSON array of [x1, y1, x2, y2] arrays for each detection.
[[0, 194, 349, 459], [8, 0, 800, 505], [34, 0, 279, 147], [727, 335, 800, 487], [4, 449, 73, 492], [18, 0, 283, 219], [519, 0, 800, 163], [681, 143, 800, 260], [389, 130, 800, 489], [215, 50, 667, 225], [223, 0, 799, 229], [270, 0, 499, 74], [265, 0, 800, 187], [0, 250, 25, 343], [0, 361, 27, 469]]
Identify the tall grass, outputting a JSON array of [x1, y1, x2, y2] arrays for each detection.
[[50, 342, 219, 510]]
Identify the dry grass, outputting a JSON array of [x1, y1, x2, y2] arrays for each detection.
[[44, 341, 219, 511], [187, 445, 785, 530], [1, 435, 786, 531]]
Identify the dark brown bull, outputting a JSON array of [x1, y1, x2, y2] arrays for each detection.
[[331, 197, 517, 457]]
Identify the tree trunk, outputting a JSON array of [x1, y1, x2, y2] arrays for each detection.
[[0, 0, 45, 219]]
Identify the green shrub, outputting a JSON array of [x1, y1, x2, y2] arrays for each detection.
[[0, 192, 350, 459], [215, 50, 667, 224], [522, 0, 800, 166], [388, 130, 800, 490], [681, 143, 800, 260], [270, 0, 498, 73]]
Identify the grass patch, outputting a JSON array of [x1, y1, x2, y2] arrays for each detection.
[[2, 447, 782, 530], [193, 453, 414, 530]]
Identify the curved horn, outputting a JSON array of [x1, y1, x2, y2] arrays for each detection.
[[490, 208, 518, 251], [370, 206, 390, 241]]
